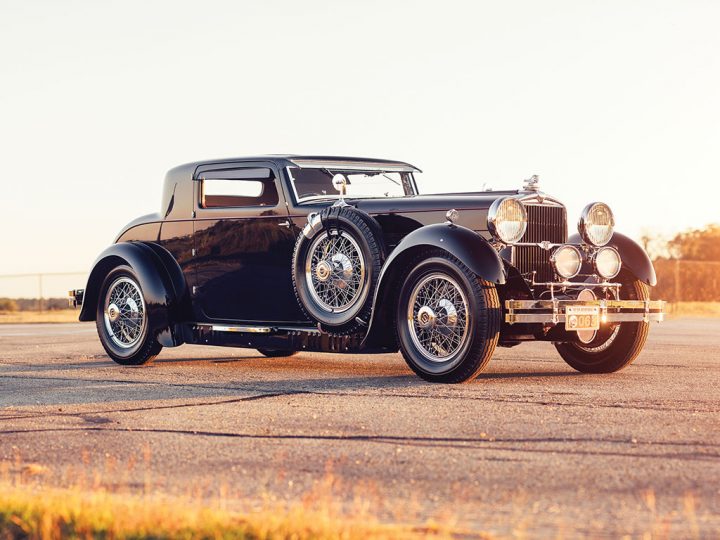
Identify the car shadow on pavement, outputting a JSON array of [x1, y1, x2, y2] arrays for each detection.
[[476, 370, 582, 380]]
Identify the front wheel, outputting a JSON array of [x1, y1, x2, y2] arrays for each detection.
[[395, 252, 501, 383], [96, 265, 162, 366], [554, 273, 650, 373]]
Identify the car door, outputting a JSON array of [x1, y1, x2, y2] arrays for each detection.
[[193, 162, 308, 323]]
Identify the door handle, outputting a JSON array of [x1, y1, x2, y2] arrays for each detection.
[[278, 220, 291, 228]]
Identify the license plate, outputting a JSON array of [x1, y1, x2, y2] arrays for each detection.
[[566, 305, 600, 331]]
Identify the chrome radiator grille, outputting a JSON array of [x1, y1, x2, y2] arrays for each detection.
[[513, 204, 568, 283]]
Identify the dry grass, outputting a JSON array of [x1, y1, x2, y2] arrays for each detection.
[[665, 302, 720, 318], [0, 456, 481, 540], [0, 310, 79, 324], [0, 482, 462, 540]]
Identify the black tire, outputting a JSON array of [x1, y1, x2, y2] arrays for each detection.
[[95, 265, 162, 366], [257, 348, 298, 358], [292, 205, 385, 334], [395, 251, 501, 383], [555, 271, 650, 373]]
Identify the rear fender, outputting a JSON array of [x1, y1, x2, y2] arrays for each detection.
[[568, 231, 657, 286], [363, 223, 505, 348], [79, 242, 188, 346]]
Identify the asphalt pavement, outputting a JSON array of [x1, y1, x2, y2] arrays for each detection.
[[1, 319, 718, 538]]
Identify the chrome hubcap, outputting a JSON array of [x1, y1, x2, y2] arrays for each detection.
[[107, 303, 121, 323], [103, 277, 146, 349], [305, 231, 366, 313], [416, 306, 436, 329], [315, 261, 332, 282], [407, 273, 469, 362]]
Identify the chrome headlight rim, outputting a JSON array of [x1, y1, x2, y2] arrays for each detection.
[[488, 197, 528, 245], [578, 202, 615, 247], [550, 244, 583, 279], [593, 246, 622, 280]]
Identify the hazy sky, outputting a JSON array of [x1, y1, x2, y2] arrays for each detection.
[[1, 0, 719, 297]]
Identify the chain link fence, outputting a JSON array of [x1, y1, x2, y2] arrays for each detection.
[[653, 260, 720, 302], [0, 272, 87, 311], [0, 261, 718, 312]]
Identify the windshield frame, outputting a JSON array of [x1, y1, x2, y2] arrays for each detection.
[[286, 166, 419, 205]]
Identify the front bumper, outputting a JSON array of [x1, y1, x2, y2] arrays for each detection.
[[505, 299, 665, 325]]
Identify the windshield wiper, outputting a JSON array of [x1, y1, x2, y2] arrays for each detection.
[[380, 173, 401, 187]]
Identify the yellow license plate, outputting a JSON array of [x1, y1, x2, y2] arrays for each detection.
[[566, 306, 600, 331]]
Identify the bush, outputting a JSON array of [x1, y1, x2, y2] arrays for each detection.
[[0, 299, 18, 312]]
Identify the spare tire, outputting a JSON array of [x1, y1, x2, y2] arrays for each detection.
[[292, 204, 385, 334]]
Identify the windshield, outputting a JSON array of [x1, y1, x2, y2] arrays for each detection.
[[288, 167, 417, 203]]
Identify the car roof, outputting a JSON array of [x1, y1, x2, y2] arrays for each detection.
[[176, 155, 422, 174]]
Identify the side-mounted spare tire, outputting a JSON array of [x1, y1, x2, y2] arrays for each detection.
[[292, 204, 386, 334]]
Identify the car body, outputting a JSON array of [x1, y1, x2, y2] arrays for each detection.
[[71, 155, 665, 382]]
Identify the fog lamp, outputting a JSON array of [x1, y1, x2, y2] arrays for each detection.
[[594, 246, 622, 279], [551, 245, 582, 279]]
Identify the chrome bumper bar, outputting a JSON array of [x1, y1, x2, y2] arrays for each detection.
[[505, 299, 666, 325]]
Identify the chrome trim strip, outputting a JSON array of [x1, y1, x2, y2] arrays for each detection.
[[288, 159, 420, 172], [209, 325, 273, 334]]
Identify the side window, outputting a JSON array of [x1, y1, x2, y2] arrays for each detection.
[[200, 168, 279, 208]]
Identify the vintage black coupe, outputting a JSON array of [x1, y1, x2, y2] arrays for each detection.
[[71, 156, 665, 383]]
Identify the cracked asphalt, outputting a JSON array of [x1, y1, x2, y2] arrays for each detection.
[[1, 319, 718, 538]]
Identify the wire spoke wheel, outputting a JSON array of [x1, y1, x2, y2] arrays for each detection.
[[305, 231, 365, 313], [407, 272, 470, 363], [103, 276, 146, 349]]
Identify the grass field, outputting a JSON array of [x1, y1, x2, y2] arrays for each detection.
[[0, 481, 472, 540], [0, 310, 79, 324], [665, 301, 720, 318], [2, 303, 719, 325]]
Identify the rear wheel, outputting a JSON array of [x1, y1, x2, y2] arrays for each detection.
[[95, 266, 162, 366], [395, 252, 501, 383], [555, 272, 650, 373]]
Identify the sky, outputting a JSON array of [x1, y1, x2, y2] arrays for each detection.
[[1, 0, 719, 297]]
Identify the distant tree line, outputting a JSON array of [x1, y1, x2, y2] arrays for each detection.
[[0, 298, 69, 312], [642, 224, 720, 302]]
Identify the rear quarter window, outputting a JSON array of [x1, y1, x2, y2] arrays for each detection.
[[200, 168, 279, 208]]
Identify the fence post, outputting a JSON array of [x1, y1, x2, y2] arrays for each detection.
[[38, 274, 44, 313]]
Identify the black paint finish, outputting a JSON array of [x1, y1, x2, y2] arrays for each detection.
[[80, 155, 659, 354]]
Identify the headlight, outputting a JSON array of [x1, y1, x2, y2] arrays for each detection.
[[578, 202, 615, 246], [488, 197, 527, 244], [594, 246, 622, 279], [551, 245, 582, 279]]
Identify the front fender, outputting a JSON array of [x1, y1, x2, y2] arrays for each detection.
[[569, 231, 657, 286], [362, 223, 505, 349], [384, 223, 506, 285], [79, 242, 186, 346]]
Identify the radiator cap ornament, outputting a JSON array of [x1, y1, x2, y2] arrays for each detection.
[[523, 174, 541, 192]]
